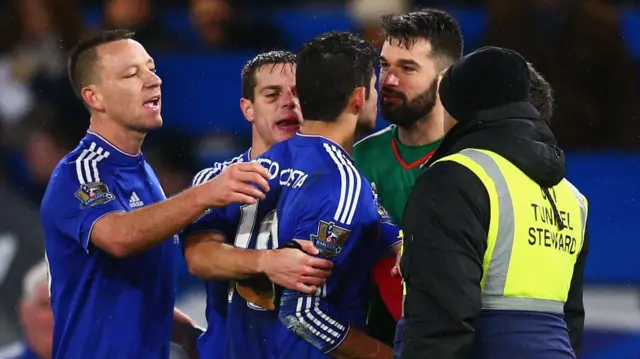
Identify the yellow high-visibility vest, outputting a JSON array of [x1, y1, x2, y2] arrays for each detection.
[[424, 148, 589, 312]]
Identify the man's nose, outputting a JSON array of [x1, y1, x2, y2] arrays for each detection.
[[145, 70, 162, 88], [381, 72, 400, 87], [281, 88, 296, 108]]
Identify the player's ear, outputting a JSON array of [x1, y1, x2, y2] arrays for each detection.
[[240, 98, 255, 123], [82, 85, 105, 112], [437, 68, 448, 89], [349, 87, 366, 114]]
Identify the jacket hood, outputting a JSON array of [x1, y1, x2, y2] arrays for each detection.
[[428, 101, 566, 188]]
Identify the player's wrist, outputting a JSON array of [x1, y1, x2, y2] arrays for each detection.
[[187, 185, 211, 210], [256, 249, 274, 276]]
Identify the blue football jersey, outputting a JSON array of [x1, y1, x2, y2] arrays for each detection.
[[41, 131, 177, 359], [210, 134, 401, 359], [181, 149, 252, 359]]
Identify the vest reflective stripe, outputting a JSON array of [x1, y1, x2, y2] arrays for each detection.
[[566, 181, 589, 246], [433, 149, 588, 314]]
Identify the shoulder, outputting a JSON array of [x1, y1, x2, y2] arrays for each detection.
[[302, 156, 367, 226], [414, 160, 484, 198], [410, 161, 489, 225], [47, 142, 116, 192], [354, 125, 394, 150], [191, 151, 248, 186]]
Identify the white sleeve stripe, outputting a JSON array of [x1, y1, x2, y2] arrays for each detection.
[[76, 149, 90, 185], [203, 170, 217, 182], [323, 143, 348, 223], [74, 143, 110, 185], [323, 144, 361, 225], [312, 298, 346, 331], [90, 147, 108, 182], [336, 149, 361, 225], [296, 297, 336, 345], [82, 150, 98, 183], [332, 145, 356, 224], [304, 297, 341, 338], [193, 168, 213, 186]]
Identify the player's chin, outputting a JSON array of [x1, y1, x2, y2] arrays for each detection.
[[274, 124, 300, 139], [140, 114, 163, 130]]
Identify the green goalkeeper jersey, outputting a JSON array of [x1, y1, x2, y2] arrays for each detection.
[[354, 125, 442, 223], [353, 124, 442, 345]]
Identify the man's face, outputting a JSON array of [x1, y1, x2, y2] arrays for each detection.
[[242, 63, 302, 147], [357, 73, 379, 131], [379, 38, 439, 128], [89, 39, 162, 132], [19, 281, 53, 359]]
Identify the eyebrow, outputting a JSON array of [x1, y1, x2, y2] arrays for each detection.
[[380, 56, 421, 68], [260, 85, 283, 92], [123, 58, 155, 71]]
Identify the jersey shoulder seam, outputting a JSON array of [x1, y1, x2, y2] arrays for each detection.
[[354, 125, 393, 148]]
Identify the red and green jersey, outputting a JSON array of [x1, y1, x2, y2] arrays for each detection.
[[354, 125, 442, 223], [354, 125, 442, 339]]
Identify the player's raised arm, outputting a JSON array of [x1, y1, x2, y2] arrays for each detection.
[[182, 167, 332, 293], [50, 162, 270, 258], [278, 178, 394, 359]]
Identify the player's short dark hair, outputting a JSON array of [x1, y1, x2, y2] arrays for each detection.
[[381, 9, 463, 68], [241, 51, 297, 101], [67, 29, 136, 99], [527, 63, 554, 123], [296, 31, 378, 122]]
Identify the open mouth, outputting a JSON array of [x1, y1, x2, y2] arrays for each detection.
[[276, 115, 301, 132], [143, 96, 160, 110]]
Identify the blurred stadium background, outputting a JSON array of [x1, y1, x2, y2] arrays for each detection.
[[0, 0, 638, 358]]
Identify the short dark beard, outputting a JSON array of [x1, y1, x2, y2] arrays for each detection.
[[380, 77, 438, 129]]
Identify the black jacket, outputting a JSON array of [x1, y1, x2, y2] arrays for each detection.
[[400, 102, 588, 359]]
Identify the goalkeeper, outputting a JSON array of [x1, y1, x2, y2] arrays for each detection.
[[355, 10, 558, 358]]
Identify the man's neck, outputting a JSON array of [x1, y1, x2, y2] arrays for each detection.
[[251, 131, 270, 158], [88, 116, 145, 155], [301, 114, 357, 154], [396, 110, 444, 147]]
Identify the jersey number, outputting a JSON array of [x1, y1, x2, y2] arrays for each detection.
[[231, 202, 279, 310]]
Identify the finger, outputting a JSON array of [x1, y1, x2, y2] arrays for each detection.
[[234, 183, 266, 200], [390, 266, 400, 278], [299, 275, 325, 287], [235, 171, 270, 193], [302, 267, 332, 280], [239, 162, 271, 179], [294, 239, 319, 255], [307, 257, 334, 270], [228, 193, 257, 205], [295, 283, 318, 295]]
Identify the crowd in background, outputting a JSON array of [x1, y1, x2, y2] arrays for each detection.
[[0, 0, 639, 356]]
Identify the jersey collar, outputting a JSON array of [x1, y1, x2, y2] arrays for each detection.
[[83, 131, 142, 164], [295, 133, 353, 162]]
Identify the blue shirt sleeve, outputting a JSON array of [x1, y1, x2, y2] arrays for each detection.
[[42, 162, 126, 253], [278, 175, 371, 353], [379, 221, 403, 252], [373, 193, 403, 252]]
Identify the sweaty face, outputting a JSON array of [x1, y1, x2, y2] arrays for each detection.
[[244, 63, 302, 147], [357, 73, 379, 131], [379, 39, 439, 129], [92, 39, 162, 132], [20, 281, 53, 359]]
